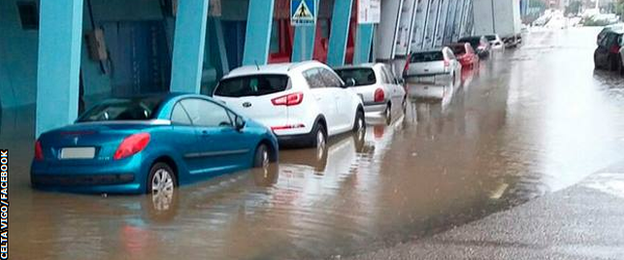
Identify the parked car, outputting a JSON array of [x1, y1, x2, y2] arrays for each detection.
[[595, 28, 624, 71], [485, 34, 505, 50], [213, 61, 365, 149], [334, 63, 407, 121], [31, 94, 279, 195], [458, 36, 491, 58], [447, 43, 480, 68], [403, 47, 462, 82]]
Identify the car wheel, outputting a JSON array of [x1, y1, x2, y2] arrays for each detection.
[[147, 162, 177, 196], [385, 103, 392, 125], [311, 123, 327, 157], [253, 144, 270, 169], [352, 110, 365, 133]]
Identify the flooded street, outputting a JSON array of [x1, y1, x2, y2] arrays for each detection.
[[5, 27, 624, 259]]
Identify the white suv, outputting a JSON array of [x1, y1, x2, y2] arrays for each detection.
[[213, 61, 365, 148]]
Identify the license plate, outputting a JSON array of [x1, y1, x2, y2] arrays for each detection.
[[418, 76, 435, 83], [60, 147, 96, 159]]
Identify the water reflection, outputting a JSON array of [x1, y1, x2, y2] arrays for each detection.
[[9, 28, 624, 260]]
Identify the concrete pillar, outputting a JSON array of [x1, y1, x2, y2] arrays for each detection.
[[354, 24, 374, 64], [36, 0, 84, 137], [424, 0, 440, 49], [292, 0, 320, 62], [242, 0, 275, 65], [443, 0, 457, 44], [327, 0, 354, 67], [411, 0, 430, 51], [433, 0, 449, 47], [170, 0, 210, 93]]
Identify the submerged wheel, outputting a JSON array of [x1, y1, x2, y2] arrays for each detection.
[[253, 144, 270, 169], [147, 163, 177, 195], [310, 123, 327, 161], [352, 110, 365, 133], [384, 103, 392, 125]]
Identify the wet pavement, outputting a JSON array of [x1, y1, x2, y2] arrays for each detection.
[[4, 27, 624, 259]]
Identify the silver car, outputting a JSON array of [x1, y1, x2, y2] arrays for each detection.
[[334, 63, 407, 120], [403, 47, 462, 82]]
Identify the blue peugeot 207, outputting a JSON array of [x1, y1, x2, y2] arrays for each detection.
[[31, 93, 279, 195]]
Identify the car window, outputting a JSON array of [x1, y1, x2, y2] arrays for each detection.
[[214, 74, 290, 97], [179, 99, 232, 127], [77, 96, 164, 122], [171, 103, 192, 125], [335, 68, 376, 87], [319, 68, 343, 88], [450, 45, 466, 55], [410, 51, 444, 62], [303, 68, 326, 89]]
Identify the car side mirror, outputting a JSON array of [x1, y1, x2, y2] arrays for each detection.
[[235, 116, 246, 131], [344, 78, 356, 87]]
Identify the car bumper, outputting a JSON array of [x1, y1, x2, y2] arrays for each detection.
[[30, 156, 147, 194], [363, 102, 388, 115]]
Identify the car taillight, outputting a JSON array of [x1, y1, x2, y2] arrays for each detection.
[[114, 133, 151, 160], [611, 45, 620, 54], [374, 88, 385, 103], [34, 140, 44, 161], [271, 92, 304, 106]]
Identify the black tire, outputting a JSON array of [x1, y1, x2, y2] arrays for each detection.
[[609, 56, 618, 71], [385, 103, 392, 125], [352, 110, 365, 133], [253, 144, 270, 168], [147, 162, 177, 195], [309, 123, 327, 149]]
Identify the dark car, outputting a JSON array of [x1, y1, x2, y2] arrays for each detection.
[[594, 28, 624, 71], [458, 36, 491, 58]]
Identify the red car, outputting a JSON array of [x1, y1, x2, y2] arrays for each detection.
[[447, 43, 479, 68]]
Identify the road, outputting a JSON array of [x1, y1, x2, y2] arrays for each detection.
[[3, 27, 624, 259]]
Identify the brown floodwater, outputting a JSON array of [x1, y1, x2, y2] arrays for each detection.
[[4, 27, 624, 260]]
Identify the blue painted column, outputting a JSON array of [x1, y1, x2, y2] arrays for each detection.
[[170, 0, 210, 93], [353, 24, 374, 64], [243, 0, 275, 65], [292, 0, 320, 62], [36, 0, 84, 137], [327, 0, 354, 67]]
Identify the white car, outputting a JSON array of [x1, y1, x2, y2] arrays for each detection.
[[403, 47, 462, 82], [213, 61, 365, 148], [334, 63, 407, 121], [485, 34, 505, 50]]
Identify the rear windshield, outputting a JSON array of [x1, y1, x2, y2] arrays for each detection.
[[77, 96, 164, 122], [410, 52, 444, 62], [214, 74, 290, 97], [485, 35, 497, 41], [459, 37, 480, 47], [449, 45, 466, 55], [334, 68, 376, 87]]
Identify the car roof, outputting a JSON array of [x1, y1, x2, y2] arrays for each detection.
[[224, 61, 324, 79], [412, 48, 446, 53], [334, 63, 380, 70]]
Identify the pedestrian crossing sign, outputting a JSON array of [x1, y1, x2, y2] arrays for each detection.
[[291, 0, 316, 26]]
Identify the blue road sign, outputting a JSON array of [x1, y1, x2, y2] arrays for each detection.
[[291, 0, 316, 26]]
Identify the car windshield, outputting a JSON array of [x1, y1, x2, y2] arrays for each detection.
[[214, 74, 290, 97], [334, 68, 376, 87], [77, 96, 165, 122], [411, 51, 444, 62], [449, 45, 466, 55], [459, 37, 480, 47], [485, 35, 497, 41]]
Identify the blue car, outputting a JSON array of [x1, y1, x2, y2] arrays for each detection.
[[31, 93, 279, 195]]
